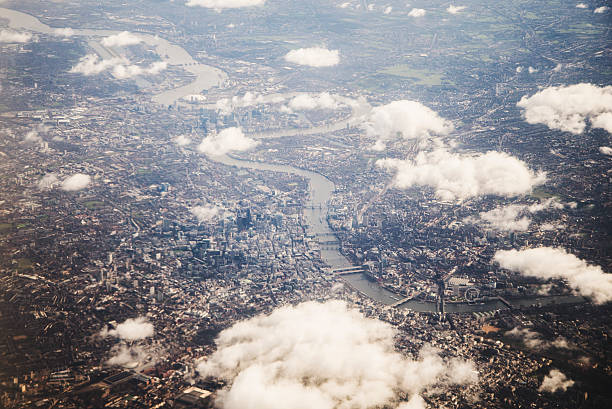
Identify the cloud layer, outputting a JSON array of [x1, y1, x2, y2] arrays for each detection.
[[60, 173, 91, 191], [284, 47, 340, 67], [197, 301, 477, 409], [198, 127, 259, 156], [539, 369, 574, 393], [100, 317, 154, 341], [377, 149, 545, 200], [186, 0, 265, 8], [517, 84, 612, 134], [494, 247, 612, 304], [363, 100, 453, 150]]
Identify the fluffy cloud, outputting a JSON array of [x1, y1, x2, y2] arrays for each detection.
[[112, 61, 167, 79], [69, 54, 167, 79], [408, 8, 426, 17], [377, 149, 545, 200], [106, 344, 146, 367], [594, 6, 609, 13], [284, 47, 340, 67], [173, 134, 192, 146], [590, 112, 612, 133], [198, 127, 259, 156], [186, 0, 266, 8], [60, 173, 91, 191], [191, 205, 222, 223], [494, 247, 612, 304], [505, 328, 572, 351], [215, 92, 285, 115], [53, 27, 74, 37], [599, 146, 612, 156], [197, 301, 477, 409], [362, 100, 453, 151], [447, 5, 466, 14], [0, 29, 32, 43], [101, 31, 142, 47], [539, 369, 574, 393], [517, 84, 612, 134], [70, 54, 122, 75], [576, 3, 587, 8], [467, 198, 565, 232], [100, 317, 154, 341], [37, 173, 59, 190], [288, 92, 343, 111]]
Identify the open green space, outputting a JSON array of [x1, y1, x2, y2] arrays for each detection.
[[84, 200, 105, 210], [0, 223, 12, 234], [378, 65, 452, 86], [14, 258, 33, 272]]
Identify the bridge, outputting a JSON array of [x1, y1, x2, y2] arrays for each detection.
[[332, 266, 367, 276]]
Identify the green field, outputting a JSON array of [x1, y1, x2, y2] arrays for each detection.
[[378, 65, 451, 86], [84, 200, 105, 210], [15, 258, 33, 272], [0, 223, 12, 234]]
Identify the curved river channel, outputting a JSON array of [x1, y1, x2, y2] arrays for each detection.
[[2, 7, 586, 313]]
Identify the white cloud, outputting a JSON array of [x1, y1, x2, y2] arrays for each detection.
[[37, 174, 59, 190], [60, 173, 91, 191], [100, 316, 154, 341], [198, 127, 259, 156], [362, 100, 453, 151], [594, 6, 609, 13], [378, 149, 545, 200], [408, 8, 426, 17], [576, 3, 588, 8], [197, 301, 477, 409], [215, 92, 282, 115], [111, 61, 167, 79], [191, 205, 222, 223], [53, 27, 74, 37], [70, 54, 123, 75], [186, 0, 265, 9], [106, 344, 146, 367], [0, 29, 32, 43], [447, 5, 466, 14], [591, 112, 612, 133], [494, 247, 612, 304], [539, 369, 574, 393], [284, 47, 340, 67], [288, 92, 343, 111], [505, 328, 571, 351], [528, 66, 538, 74], [467, 199, 565, 232], [101, 31, 142, 47], [69, 54, 167, 79], [384, 6, 393, 14], [599, 146, 612, 156], [473, 205, 531, 232], [173, 134, 192, 146], [517, 83, 612, 134]]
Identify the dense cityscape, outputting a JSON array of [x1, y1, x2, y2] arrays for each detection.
[[0, 1, 611, 408]]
